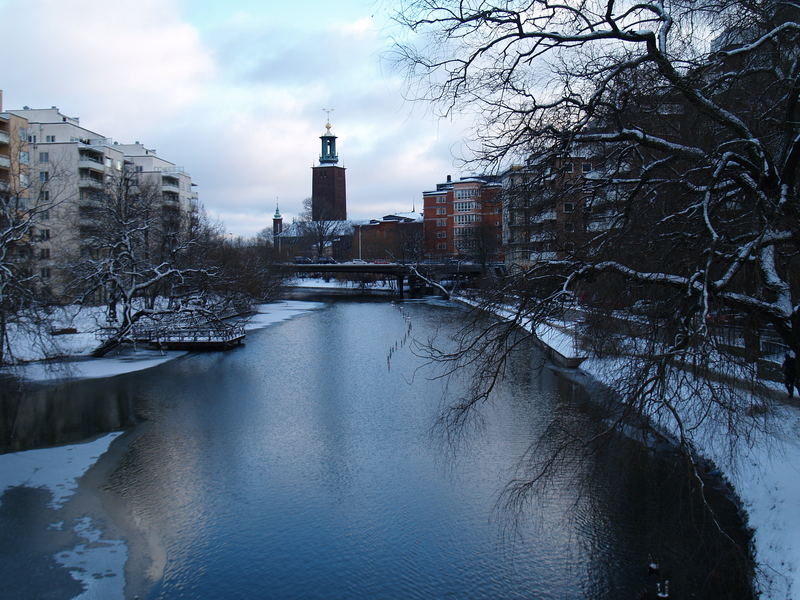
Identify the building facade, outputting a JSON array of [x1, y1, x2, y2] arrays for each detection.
[[5, 106, 199, 299], [422, 175, 503, 263], [503, 156, 596, 267], [352, 212, 423, 262]]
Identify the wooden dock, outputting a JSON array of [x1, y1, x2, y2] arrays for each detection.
[[130, 323, 246, 350]]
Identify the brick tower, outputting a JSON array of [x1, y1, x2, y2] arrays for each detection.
[[311, 119, 346, 221]]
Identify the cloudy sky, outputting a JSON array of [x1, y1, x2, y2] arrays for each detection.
[[0, 0, 474, 236]]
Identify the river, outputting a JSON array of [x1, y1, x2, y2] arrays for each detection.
[[0, 298, 752, 599]]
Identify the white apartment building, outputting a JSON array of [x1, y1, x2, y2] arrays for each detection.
[[6, 106, 199, 299]]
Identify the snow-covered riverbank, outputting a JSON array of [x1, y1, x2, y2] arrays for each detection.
[[456, 293, 800, 600], [2, 300, 325, 383]]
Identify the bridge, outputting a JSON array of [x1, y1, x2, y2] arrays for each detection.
[[283, 261, 504, 297]]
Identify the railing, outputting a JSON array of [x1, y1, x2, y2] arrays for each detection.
[[132, 323, 246, 345], [0, 154, 10, 168], [78, 177, 103, 188], [0, 131, 9, 144]]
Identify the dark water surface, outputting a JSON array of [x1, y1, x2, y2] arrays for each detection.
[[1, 299, 752, 599]]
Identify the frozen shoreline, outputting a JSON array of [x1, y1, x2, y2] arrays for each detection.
[[451, 293, 799, 600], [0, 299, 325, 599], [2, 299, 325, 383]]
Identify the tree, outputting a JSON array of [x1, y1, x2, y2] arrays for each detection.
[[0, 117, 70, 364], [297, 197, 347, 259], [71, 168, 213, 356], [395, 0, 800, 562]]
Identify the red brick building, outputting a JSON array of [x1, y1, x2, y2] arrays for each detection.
[[351, 213, 423, 262], [422, 175, 503, 263]]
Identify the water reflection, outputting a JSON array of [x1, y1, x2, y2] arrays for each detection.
[[0, 377, 137, 453], [0, 299, 753, 599]]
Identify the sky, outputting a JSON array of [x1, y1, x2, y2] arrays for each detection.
[[0, 0, 475, 236]]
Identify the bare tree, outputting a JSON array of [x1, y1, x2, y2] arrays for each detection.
[[71, 168, 213, 356], [0, 124, 71, 364], [297, 197, 347, 259], [395, 0, 800, 567]]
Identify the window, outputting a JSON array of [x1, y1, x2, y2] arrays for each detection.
[[105, 157, 112, 167], [563, 202, 574, 213], [454, 214, 479, 224], [41, 190, 50, 203], [19, 151, 29, 164], [45, 135, 55, 143], [436, 197, 447, 203], [582, 162, 592, 173], [40, 267, 51, 279], [455, 188, 479, 199], [28, 134, 37, 143], [436, 243, 447, 250], [40, 210, 50, 221], [19, 127, 27, 141], [564, 222, 575, 232], [436, 219, 447, 227], [39, 171, 49, 183], [564, 162, 574, 173], [40, 229, 50, 241], [39, 248, 50, 259], [436, 231, 447, 238], [38, 152, 49, 163], [454, 201, 478, 212], [436, 207, 446, 215]]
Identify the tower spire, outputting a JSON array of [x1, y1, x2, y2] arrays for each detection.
[[319, 108, 338, 165]]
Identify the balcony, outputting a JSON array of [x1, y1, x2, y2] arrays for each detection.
[[161, 176, 180, 192], [0, 154, 10, 169], [78, 177, 104, 189], [78, 154, 105, 171], [0, 131, 9, 145]]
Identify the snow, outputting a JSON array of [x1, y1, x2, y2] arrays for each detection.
[[0, 433, 121, 509], [3, 300, 324, 383], [581, 354, 800, 599], [453, 293, 800, 599], [286, 277, 397, 290], [0, 434, 127, 599], [10, 351, 188, 383]]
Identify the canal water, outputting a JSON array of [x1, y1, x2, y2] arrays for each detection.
[[0, 298, 752, 599]]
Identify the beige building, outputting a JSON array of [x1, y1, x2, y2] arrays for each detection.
[[5, 105, 199, 299]]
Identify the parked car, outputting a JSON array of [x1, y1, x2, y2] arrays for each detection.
[[350, 259, 368, 264], [372, 259, 392, 264], [293, 256, 313, 264], [316, 256, 337, 264]]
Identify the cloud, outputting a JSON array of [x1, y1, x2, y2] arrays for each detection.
[[1, 0, 215, 137], [0, 2, 473, 237]]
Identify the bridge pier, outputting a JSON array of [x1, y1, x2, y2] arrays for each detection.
[[396, 274, 404, 298]]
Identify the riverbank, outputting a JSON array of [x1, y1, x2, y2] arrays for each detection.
[[1, 300, 325, 383], [451, 293, 798, 600]]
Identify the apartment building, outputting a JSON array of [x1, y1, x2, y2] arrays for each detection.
[[422, 175, 503, 262], [502, 156, 596, 267], [5, 106, 199, 299], [0, 108, 30, 207]]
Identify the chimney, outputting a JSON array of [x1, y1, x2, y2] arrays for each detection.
[[446, 174, 452, 183]]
